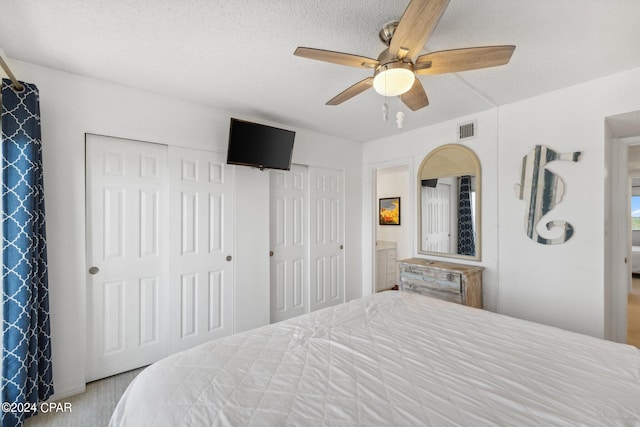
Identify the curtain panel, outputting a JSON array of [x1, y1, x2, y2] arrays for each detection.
[[457, 175, 475, 256], [1, 78, 53, 427]]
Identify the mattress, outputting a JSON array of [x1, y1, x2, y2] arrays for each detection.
[[110, 291, 640, 426], [633, 246, 640, 274]]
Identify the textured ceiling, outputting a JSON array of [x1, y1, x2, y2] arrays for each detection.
[[1, 0, 640, 142]]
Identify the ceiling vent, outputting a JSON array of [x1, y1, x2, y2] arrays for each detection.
[[458, 120, 477, 141]]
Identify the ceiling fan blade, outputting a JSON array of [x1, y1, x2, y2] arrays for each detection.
[[389, 0, 450, 60], [415, 45, 516, 75], [294, 47, 379, 68], [326, 77, 374, 105], [400, 78, 429, 111]]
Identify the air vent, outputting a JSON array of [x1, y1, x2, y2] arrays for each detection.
[[458, 120, 477, 141]]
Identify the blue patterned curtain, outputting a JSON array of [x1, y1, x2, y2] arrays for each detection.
[[457, 175, 475, 256], [1, 79, 53, 427]]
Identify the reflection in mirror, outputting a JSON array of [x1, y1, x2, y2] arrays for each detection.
[[418, 144, 481, 260], [421, 176, 476, 255]]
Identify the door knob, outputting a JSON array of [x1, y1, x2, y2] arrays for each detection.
[[340, 245, 344, 250], [89, 266, 100, 275], [269, 251, 274, 257], [226, 255, 232, 262]]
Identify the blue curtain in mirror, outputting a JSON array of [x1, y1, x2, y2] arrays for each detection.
[[457, 175, 475, 256], [1, 79, 53, 427]]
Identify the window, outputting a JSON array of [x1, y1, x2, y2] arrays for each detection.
[[632, 196, 640, 230]]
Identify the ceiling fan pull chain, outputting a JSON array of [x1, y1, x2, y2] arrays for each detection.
[[396, 111, 405, 129], [396, 97, 405, 129]]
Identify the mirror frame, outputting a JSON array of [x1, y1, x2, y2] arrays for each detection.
[[417, 144, 482, 261]]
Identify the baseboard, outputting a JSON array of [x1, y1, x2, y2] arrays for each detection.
[[46, 384, 86, 402]]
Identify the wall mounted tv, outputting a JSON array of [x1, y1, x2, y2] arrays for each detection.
[[226, 118, 295, 171]]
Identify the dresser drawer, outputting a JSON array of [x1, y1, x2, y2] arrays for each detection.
[[399, 268, 461, 295], [401, 282, 463, 304]]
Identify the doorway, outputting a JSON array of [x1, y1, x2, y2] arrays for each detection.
[[373, 162, 412, 294], [627, 149, 640, 347], [605, 111, 640, 345]]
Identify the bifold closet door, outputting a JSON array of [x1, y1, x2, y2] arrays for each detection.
[[309, 166, 345, 312], [269, 165, 308, 323], [86, 135, 170, 382], [87, 137, 234, 381], [168, 147, 234, 354]]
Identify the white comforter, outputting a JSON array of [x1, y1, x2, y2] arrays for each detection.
[[110, 291, 640, 426], [633, 246, 640, 274]]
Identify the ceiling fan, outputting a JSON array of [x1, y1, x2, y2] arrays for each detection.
[[294, 0, 515, 111]]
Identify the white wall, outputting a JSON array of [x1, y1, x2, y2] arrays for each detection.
[[363, 66, 640, 341], [498, 67, 640, 338], [2, 58, 362, 399], [376, 166, 411, 260]]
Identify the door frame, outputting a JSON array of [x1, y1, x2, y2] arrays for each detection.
[[369, 158, 414, 296], [607, 135, 640, 343]]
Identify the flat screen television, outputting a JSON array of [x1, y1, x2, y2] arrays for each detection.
[[226, 118, 295, 171]]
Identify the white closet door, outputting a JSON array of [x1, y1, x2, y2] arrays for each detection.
[[269, 165, 308, 323], [168, 147, 234, 353], [86, 135, 169, 382], [309, 166, 344, 312]]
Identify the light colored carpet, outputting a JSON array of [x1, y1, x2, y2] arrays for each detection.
[[24, 367, 144, 427]]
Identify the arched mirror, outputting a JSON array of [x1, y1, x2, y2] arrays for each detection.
[[417, 144, 481, 260]]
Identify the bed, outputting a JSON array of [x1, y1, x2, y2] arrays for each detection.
[[633, 246, 640, 275], [110, 291, 640, 426]]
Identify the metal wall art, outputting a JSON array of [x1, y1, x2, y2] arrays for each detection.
[[515, 145, 582, 245]]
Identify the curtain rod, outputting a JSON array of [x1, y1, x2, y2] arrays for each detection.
[[0, 53, 25, 92]]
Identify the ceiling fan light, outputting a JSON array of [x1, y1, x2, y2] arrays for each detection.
[[373, 63, 415, 96]]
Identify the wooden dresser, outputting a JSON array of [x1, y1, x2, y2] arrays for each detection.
[[398, 258, 483, 308]]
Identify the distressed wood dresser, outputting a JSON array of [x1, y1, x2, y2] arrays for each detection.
[[398, 258, 483, 308]]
